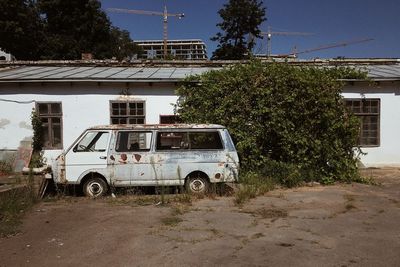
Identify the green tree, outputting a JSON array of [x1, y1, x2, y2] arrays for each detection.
[[38, 0, 140, 60], [38, 0, 113, 59], [211, 0, 266, 60], [110, 26, 143, 61], [176, 61, 366, 184], [0, 0, 44, 60]]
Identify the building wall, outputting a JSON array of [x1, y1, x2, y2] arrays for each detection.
[[0, 82, 178, 162], [1, 80, 400, 167], [342, 81, 400, 167]]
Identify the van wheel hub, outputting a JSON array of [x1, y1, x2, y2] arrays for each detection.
[[83, 177, 108, 198], [186, 176, 209, 194]]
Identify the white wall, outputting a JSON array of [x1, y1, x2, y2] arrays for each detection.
[[0, 82, 178, 162], [342, 81, 400, 167]]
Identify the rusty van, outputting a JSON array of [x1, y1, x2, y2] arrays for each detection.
[[49, 124, 239, 197]]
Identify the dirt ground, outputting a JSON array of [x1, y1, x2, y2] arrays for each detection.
[[0, 169, 399, 267]]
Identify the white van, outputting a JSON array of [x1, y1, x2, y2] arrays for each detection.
[[50, 124, 239, 197]]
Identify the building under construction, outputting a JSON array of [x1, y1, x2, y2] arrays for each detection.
[[134, 39, 207, 60]]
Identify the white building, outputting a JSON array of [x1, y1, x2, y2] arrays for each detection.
[[0, 60, 399, 167], [134, 39, 207, 60]]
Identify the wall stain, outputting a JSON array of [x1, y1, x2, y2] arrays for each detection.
[[0, 119, 10, 129], [19, 121, 32, 130]]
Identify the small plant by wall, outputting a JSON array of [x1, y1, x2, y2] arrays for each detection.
[[29, 109, 45, 168]]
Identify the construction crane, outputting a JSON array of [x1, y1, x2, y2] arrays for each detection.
[[260, 26, 314, 57], [281, 38, 374, 58], [107, 5, 184, 59]]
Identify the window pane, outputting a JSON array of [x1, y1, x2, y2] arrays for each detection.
[[190, 132, 223, 149], [52, 124, 62, 148], [42, 125, 50, 147], [38, 104, 48, 115], [156, 132, 188, 150], [119, 103, 127, 115], [50, 103, 61, 114], [93, 133, 109, 151], [75, 132, 108, 152], [116, 131, 152, 152], [160, 115, 181, 124]]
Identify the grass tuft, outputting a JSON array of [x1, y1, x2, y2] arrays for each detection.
[[234, 172, 275, 206], [0, 172, 38, 237]]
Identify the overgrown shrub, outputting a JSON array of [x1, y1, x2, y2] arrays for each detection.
[[176, 60, 366, 184]]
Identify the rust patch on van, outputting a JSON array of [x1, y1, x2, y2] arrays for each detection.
[[119, 154, 128, 164], [134, 154, 142, 162]]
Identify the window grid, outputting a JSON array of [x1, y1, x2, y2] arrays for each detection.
[[345, 99, 380, 147], [36, 102, 63, 149], [110, 101, 145, 125]]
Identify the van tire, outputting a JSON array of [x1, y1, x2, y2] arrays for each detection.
[[83, 177, 108, 198], [186, 175, 209, 194]]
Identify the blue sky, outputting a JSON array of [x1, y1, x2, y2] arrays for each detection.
[[101, 0, 400, 59]]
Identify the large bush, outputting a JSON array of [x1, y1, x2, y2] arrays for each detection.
[[176, 61, 366, 184]]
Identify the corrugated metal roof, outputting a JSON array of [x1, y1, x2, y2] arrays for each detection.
[[0, 66, 216, 83], [0, 64, 399, 83]]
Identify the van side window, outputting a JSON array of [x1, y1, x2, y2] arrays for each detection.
[[156, 131, 223, 150], [156, 132, 189, 150], [74, 132, 109, 152], [116, 131, 152, 152], [189, 132, 223, 150]]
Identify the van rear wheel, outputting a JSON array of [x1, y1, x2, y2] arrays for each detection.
[[186, 175, 209, 194], [83, 177, 108, 198]]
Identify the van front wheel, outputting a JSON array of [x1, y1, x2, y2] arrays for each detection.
[[186, 176, 209, 194], [83, 177, 108, 198]]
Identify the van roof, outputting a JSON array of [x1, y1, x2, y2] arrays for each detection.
[[88, 124, 226, 130]]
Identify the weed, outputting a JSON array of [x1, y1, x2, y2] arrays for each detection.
[[0, 172, 38, 237], [0, 158, 14, 175], [343, 194, 355, 202], [345, 203, 356, 211], [161, 216, 183, 227], [277, 242, 294, 247], [352, 175, 380, 185], [234, 171, 275, 206], [107, 195, 158, 207], [255, 208, 288, 219], [171, 204, 190, 216], [251, 232, 265, 239]]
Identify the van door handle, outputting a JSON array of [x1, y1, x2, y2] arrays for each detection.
[[99, 156, 107, 159]]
